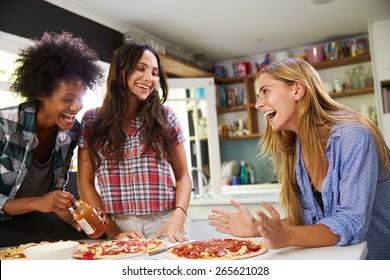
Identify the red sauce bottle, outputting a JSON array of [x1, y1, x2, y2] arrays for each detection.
[[69, 199, 106, 238]]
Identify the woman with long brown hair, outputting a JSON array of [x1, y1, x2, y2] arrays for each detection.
[[77, 43, 192, 242]]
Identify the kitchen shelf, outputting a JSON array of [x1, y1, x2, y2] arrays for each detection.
[[328, 87, 374, 98], [159, 52, 249, 84], [159, 52, 371, 81], [311, 54, 371, 70], [216, 76, 246, 84], [219, 133, 262, 141], [159, 53, 216, 78], [217, 105, 247, 114], [160, 52, 374, 142]]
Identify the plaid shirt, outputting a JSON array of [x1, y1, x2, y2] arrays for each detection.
[[0, 101, 79, 221], [78, 106, 185, 215]]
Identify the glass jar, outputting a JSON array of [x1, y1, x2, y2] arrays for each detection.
[[69, 199, 106, 238]]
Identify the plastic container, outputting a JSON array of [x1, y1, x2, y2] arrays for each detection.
[[305, 46, 325, 64], [233, 62, 251, 77], [69, 199, 106, 238], [239, 161, 249, 185]]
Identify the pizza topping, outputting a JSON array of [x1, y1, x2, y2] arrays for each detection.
[[73, 238, 165, 259], [168, 239, 266, 259]]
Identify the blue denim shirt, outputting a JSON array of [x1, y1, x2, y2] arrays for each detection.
[[296, 123, 390, 260]]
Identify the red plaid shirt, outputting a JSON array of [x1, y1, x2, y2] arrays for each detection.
[[78, 107, 185, 214]]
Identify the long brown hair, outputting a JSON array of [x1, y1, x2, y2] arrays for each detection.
[[258, 58, 390, 226], [88, 43, 173, 169]]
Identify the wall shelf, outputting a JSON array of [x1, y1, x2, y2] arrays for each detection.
[[328, 87, 374, 98], [159, 53, 216, 78], [217, 105, 247, 114], [219, 133, 262, 141], [311, 54, 371, 70]]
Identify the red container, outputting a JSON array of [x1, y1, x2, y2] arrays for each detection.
[[305, 46, 325, 64], [233, 62, 251, 77]]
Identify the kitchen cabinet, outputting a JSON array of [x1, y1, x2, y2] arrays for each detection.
[[368, 19, 390, 82], [369, 18, 390, 147]]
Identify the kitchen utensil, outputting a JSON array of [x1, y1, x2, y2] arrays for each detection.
[[23, 241, 79, 260]]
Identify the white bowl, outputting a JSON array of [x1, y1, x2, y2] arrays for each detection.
[[23, 241, 79, 260]]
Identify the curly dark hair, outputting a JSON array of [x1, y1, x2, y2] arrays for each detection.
[[11, 31, 103, 100], [88, 43, 174, 169]]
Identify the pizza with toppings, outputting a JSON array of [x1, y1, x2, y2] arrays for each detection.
[[72, 238, 166, 259], [164, 239, 267, 260]]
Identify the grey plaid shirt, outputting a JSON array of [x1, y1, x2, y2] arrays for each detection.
[[0, 101, 79, 221]]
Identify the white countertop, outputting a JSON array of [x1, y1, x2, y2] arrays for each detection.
[[1, 238, 366, 260], [151, 239, 367, 260]]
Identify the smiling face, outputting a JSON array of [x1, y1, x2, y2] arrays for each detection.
[[126, 50, 159, 101], [37, 80, 86, 131], [255, 73, 304, 134]]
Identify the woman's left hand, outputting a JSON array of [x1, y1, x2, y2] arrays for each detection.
[[152, 209, 189, 243], [256, 201, 289, 249]]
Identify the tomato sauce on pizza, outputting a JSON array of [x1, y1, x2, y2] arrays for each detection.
[[73, 238, 165, 259], [165, 238, 267, 260]]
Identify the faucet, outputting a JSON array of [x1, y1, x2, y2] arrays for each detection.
[[191, 167, 211, 198]]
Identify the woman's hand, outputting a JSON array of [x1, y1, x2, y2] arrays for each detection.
[[112, 231, 146, 240], [152, 208, 189, 243], [256, 201, 289, 249], [39, 190, 75, 213], [208, 200, 260, 238]]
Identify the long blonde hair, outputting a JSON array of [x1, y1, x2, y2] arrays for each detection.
[[258, 58, 390, 226]]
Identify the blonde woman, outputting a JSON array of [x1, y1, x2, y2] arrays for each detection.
[[209, 58, 390, 259]]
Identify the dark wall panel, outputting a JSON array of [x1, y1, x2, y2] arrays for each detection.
[[0, 0, 123, 62]]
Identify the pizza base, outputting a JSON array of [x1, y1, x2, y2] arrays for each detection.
[[164, 239, 268, 260], [72, 239, 166, 259]]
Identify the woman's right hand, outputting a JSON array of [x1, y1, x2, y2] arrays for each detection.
[[38, 190, 75, 213], [208, 200, 260, 238]]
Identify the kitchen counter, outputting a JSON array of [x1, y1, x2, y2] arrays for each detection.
[[151, 239, 368, 260], [0, 237, 367, 260]]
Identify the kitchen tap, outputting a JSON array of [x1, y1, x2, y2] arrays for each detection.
[[191, 167, 211, 198]]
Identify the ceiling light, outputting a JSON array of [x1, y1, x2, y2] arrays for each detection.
[[313, 0, 334, 4]]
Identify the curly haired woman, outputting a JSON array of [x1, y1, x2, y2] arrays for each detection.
[[0, 31, 103, 246], [209, 58, 390, 259]]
